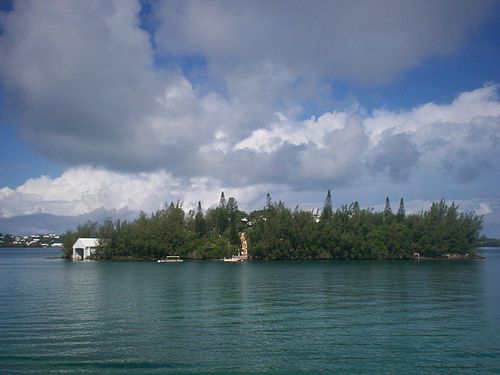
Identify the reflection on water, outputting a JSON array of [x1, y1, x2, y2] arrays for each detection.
[[1, 248, 500, 374]]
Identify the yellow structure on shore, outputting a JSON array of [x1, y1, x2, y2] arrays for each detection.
[[223, 232, 249, 262]]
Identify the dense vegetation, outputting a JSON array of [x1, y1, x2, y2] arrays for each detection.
[[62, 192, 483, 260], [478, 237, 500, 247]]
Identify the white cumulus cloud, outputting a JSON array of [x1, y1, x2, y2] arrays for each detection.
[[1, 1, 500, 235], [0, 168, 180, 217]]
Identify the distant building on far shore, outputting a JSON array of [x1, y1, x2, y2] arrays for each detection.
[[72, 238, 100, 261]]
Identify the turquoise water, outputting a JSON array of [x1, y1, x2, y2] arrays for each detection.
[[1, 248, 500, 374]]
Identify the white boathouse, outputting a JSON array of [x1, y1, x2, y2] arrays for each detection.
[[72, 238, 100, 261]]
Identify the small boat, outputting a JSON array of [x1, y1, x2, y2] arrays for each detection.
[[158, 255, 183, 263], [223, 256, 245, 262]]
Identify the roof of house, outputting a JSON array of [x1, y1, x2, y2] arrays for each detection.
[[73, 238, 100, 249]]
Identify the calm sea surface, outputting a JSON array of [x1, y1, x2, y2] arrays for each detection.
[[1, 248, 500, 374]]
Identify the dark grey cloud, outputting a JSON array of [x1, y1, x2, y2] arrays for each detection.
[[372, 133, 420, 182], [418, 114, 500, 184], [441, 145, 493, 184], [156, 0, 496, 84], [454, 163, 480, 183]]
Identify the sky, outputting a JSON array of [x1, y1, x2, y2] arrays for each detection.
[[1, 0, 500, 236]]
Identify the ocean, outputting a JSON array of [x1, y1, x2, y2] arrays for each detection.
[[1, 247, 499, 374]]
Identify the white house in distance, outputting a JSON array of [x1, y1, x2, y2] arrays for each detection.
[[72, 238, 100, 261]]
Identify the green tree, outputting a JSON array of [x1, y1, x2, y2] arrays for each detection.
[[384, 196, 392, 218], [397, 198, 406, 221], [64, 194, 483, 261], [98, 218, 115, 240], [62, 230, 77, 259], [194, 201, 206, 238], [215, 191, 229, 235], [227, 197, 240, 245], [351, 201, 360, 214], [320, 189, 333, 221], [265, 192, 274, 211]]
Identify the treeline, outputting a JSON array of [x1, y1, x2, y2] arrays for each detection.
[[62, 193, 246, 260], [62, 191, 483, 260], [478, 237, 500, 247]]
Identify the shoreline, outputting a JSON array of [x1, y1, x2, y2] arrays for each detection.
[[72, 253, 485, 262], [414, 254, 485, 261], [1, 247, 486, 261]]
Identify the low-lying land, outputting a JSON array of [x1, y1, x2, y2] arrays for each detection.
[[61, 192, 483, 261], [0, 233, 62, 248]]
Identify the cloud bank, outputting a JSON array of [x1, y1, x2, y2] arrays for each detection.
[[0, 1, 499, 235], [1, 85, 499, 218]]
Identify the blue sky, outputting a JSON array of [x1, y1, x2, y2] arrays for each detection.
[[1, 0, 500, 236]]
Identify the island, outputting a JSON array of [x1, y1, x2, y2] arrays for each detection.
[[61, 191, 484, 261]]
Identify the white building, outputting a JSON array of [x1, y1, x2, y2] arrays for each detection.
[[72, 238, 100, 261]]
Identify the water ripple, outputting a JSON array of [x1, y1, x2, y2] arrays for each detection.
[[1, 248, 500, 373]]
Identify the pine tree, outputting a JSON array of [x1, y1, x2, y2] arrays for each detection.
[[320, 189, 333, 220], [227, 197, 238, 218], [227, 197, 240, 245], [216, 192, 229, 235], [352, 201, 360, 213], [384, 196, 392, 216], [219, 191, 226, 209], [265, 192, 273, 210], [194, 201, 206, 238], [397, 198, 406, 220]]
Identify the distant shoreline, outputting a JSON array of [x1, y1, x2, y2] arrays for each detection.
[[81, 253, 486, 262], [0, 247, 487, 261]]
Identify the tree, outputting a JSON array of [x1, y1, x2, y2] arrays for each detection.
[[66, 194, 483, 261], [351, 201, 360, 214], [62, 230, 77, 259], [227, 197, 240, 245], [265, 192, 273, 210], [77, 220, 99, 237], [397, 198, 406, 221], [194, 201, 206, 238], [227, 197, 238, 215], [215, 191, 229, 235], [384, 196, 392, 217], [320, 189, 333, 221], [219, 191, 226, 209], [98, 218, 115, 240]]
